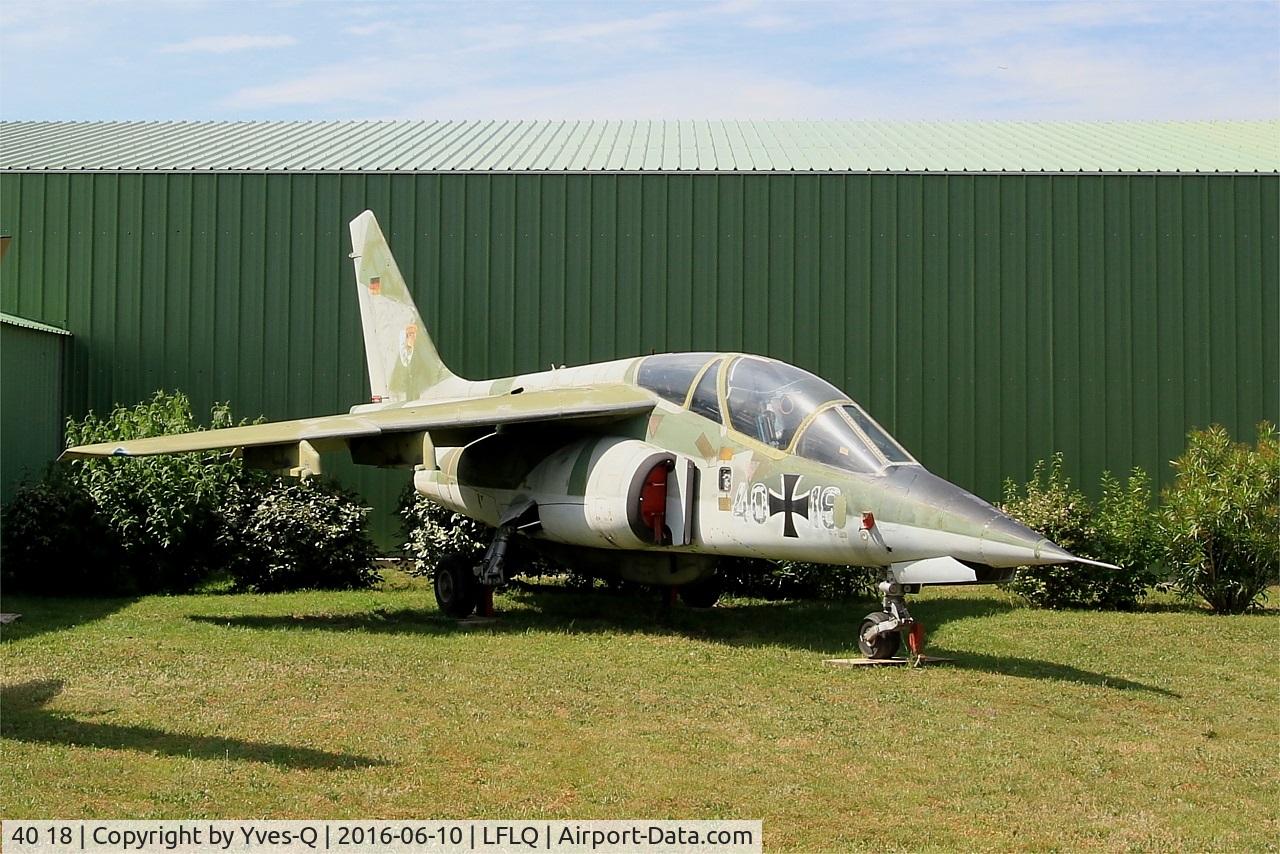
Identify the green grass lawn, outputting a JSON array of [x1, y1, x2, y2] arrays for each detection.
[[2, 573, 1276, 852]]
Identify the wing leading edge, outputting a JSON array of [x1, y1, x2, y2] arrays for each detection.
[[60, 386, 655, 460]]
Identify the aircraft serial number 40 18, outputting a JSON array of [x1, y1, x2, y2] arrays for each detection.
[[64, 211, 1114, 660]]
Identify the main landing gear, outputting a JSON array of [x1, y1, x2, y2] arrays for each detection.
[[433, 525, 515, 619], [677, 573, 722, 608], [858, 580, 927, 661], [433, 552, 479, 618]]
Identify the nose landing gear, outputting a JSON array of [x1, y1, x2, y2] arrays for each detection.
[[858, 581, 926, 662]]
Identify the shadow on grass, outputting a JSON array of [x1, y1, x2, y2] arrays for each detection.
[[0, 597, 136, 644], [1, 680, 386, 769], [189, 586, 1176, 696], [922, 649, 1178, 695], [1136, 600, 1280, 616]]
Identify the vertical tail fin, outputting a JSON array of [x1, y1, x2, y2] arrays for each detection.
[[349, 210, 455, 403]]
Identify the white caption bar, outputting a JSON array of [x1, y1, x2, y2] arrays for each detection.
[[2, 821, 761, 854]]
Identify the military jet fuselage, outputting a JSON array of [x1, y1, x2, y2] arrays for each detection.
[[394, 352, 1079, 586]]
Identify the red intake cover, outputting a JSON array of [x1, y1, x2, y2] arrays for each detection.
[[639, 461, 671, 544]]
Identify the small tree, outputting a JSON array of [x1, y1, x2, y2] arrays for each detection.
[[1092, 467, 1161, 609], [59, 391, 252, 592], [1159, 423, 1279, 614]]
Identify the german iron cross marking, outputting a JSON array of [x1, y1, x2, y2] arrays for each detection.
[[768, 474, 810, 538]]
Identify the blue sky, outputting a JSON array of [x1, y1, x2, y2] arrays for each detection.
[[2, 0, 1277, 121]]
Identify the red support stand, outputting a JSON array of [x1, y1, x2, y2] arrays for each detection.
[[480, 586, 495, 618], [665, 586, 679, 608], [907, 622, 926, 656]]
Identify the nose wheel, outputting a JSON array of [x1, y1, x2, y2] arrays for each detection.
[[858, 581, 926, 662], [857, 611, 901, 659]]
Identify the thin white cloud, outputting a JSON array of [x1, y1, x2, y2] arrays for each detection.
[[159, 34, 297, 54], [220, 48, 498, 111], [0, 1, 85, 49], [222, 64, 404, 108], [453, 2, 747, 55], [397, 68, 900, 120], [344, 21, 394, 37], [533, 8, 694, 43], [393, 49, 1277, 122], [945, 43, 1277, 120]]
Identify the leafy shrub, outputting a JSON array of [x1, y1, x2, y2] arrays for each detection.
[[0, 471, 131, 595], [1002, 454, 1154, 610], [719, 557, 877, 600], [3, 390, 382, 596], [223, 478, 380, 593], [1159, 423, 1279, 614], [399, 487, 490, 575], [4, 391, 251, 594], [1091, 468, 1161, 609]]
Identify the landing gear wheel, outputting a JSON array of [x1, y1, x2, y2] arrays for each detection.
[[434, 552, 478, 618], [858, 611, 901, 660], [679, 575, 722, 608]]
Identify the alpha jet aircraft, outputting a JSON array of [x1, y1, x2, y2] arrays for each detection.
[[64, 211, 1113, 659]]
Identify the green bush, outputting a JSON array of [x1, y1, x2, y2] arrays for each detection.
[[223, 478, 380, 593], [398, 487, 490, 575], [719, 557, 877, 600], [3, 390, 382, 596], [1159, 423, 1279, 614], [1001, 454, 1154, 610], [0, 471, 130, 595], [7, 391, 251, 594], [1091, 468, 1161, 609]]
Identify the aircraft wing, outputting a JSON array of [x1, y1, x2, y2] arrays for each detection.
[[61, 386, 655, 460]]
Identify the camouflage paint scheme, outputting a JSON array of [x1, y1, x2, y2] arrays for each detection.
[[65, 211, 1101, 590]]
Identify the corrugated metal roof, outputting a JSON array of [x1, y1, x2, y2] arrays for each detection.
[[1, 120, 1276, 174], [1, 312, 71, 336]]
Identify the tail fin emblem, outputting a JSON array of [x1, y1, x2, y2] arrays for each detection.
[[369, 276, 382, 295], [399, 323, 417, 367]]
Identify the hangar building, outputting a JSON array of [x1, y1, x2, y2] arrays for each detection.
[[1, 120, 1276, 544]]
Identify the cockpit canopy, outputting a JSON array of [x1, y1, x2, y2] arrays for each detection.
[[637, 353, 916, 474]]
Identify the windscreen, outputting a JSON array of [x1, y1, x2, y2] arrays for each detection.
[[724, 357, 848, 449], [844, 405, 914, 463], [794, 408, 884, 473]]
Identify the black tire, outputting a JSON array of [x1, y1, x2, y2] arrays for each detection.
[[857, 611, 901, 659], [434, 552, 478, 618], [679, 575, 722, 608]]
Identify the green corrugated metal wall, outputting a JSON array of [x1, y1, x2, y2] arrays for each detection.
[[1, 321, 65, 503], [1, 172, 1276, 546]]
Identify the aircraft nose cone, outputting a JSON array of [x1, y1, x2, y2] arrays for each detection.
[[890, 468, 1078, 567], [978, 512, 1065, 566]]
